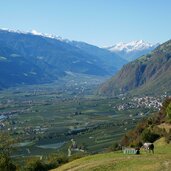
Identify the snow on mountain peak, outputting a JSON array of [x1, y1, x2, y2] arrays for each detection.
[[30, 30, 42, 36], [0, 28, 69, 42], [30, 29, 65, 41], [107, 40, 159, 53]]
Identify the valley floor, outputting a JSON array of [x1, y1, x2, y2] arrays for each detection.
[[52, 138, 171, 171]]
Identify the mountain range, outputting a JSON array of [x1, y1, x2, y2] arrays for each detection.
[[99, 39, 171, 96], [106, 40, 159, 61], [0, 29, 127, 89], [0, 29, 160, 90]]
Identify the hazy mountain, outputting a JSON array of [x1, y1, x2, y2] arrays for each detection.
[[0, 45, 54, 89], [99, 39, 171, 96], [69, 41, 127, 72], [106, 40, 159, 61], [0, 29, 126, 89]]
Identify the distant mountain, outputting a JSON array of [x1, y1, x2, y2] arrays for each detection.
[[69, 41, 127, 72], [0, 43, 57, 89], [99, 39, 171, 96], [106, 40, 159, 61], [0, 29, 126, 89]]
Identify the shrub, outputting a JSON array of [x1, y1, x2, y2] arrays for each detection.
[[46, 153, 68, 169], [108, 142, 121, 151], [141, 129, 160, 142], [166, 103, 171, 121], [26, 160, 47, 171], [130, 140, 143, 148], [69, 153, 87, 162], [0, 153, 16, 171], [165, 130, 171, 143], [0, 133, 16, 171]]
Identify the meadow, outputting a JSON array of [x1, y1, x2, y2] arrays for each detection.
[[52, 138, 171, 171]]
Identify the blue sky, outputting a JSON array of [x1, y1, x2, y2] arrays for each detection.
[[0, 0, 171, 47]]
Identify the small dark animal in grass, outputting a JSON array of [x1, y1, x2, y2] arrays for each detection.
[[142, 143, 154, 154], [135, 147, 140, 154]]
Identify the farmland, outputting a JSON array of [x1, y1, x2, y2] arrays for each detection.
[[0, 74, 162, 159]]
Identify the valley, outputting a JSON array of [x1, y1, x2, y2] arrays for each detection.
[[1, 1, 171, 170], [0, 29, 170, 171], [0, 74, 163, 160]]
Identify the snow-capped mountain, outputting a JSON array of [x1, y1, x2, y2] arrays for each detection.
[[1, 28, 69, 42], [106, 40, 159, 61], [0, 28, 127, 89], [107, 40, 156, 52]]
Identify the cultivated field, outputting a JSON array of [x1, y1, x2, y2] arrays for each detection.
[[0, 75, 160, 159]]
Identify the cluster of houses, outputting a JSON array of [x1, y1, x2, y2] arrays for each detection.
[[114, 96, 162, 111], [0, 110, 21, 129], [24, 126, 48, 135], [116, 102, 136, 111], [0, 114, 7, 129], [0, 115, 6, 129], [132, 96, 162, 109], [68, 139, 85, 156]]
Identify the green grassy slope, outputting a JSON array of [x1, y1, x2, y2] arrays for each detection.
[[52, 138, 171, 171]]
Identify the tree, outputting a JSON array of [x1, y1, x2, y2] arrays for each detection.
[[26, 160, 47, 171], [0, 153, 16, 171], [109, 142, 121, 151], [141, 129, 160, 143], [166, 102, 171, 120], [0, 133, 16, 171]]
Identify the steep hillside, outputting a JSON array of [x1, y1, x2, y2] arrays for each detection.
[[0, 29, 126, 89], [99, 39, 171, 96]]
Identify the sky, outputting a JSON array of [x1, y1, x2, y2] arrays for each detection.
[[0, 0, 171, 47]]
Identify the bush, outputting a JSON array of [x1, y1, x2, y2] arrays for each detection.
[[0, 133, 16, 171], [25, 152, 84, 171], [69, 153, 87, 162], [130, 141, 143, 148], [141, 129, 160, 142], [108, 142, 121, 151], [166, 103, 171, 121], [46, 153, 68, 169], [0, 154, 16, 171], [165, 130, 171, 143], [26, 160, 47, 171]]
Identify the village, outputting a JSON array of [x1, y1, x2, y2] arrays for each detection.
[[114, 95, 163, 111], [0, 92, 166, 135]]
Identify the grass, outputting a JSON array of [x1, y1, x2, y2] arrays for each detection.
[[52, 138, 171, 171]]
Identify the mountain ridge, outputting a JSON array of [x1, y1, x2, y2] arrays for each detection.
[[99, 39, 171, 96], [0, 29, 126, 89]]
